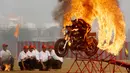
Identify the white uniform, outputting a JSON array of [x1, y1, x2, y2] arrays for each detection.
[[39, 50, 50, 62], [18, 51, 29, 62], [27, 51, 35, 58], [50, 50, 63, 62], [32, 49, 40, 61], [0, 50, 11, 62]]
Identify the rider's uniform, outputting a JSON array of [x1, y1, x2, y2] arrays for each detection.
[[71, 19, 91, 40]]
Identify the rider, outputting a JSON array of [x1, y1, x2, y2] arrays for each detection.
[[78, 19, 91, 39], [70, 17, 91, 40]]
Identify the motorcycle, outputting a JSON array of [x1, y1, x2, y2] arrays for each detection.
[[54, 25, 99, 57]]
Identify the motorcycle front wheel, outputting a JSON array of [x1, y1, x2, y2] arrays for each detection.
[[54, 38, 69, 57]]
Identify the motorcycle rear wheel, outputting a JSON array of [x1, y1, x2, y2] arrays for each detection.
[[54, 38, 69, 57], [85, 37, 99, 57]]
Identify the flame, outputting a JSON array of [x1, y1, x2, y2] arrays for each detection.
[[63, 0, 96, 27], [63, 0, 126, 55], [4, 64, 11, 71]]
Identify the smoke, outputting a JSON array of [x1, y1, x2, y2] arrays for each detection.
[[52, 0, 71, 26]]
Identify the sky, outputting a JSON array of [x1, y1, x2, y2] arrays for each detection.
[[0, 0, 58, 28], [0, 0, 129, 32]]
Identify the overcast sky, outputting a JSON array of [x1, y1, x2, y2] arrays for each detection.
[[0, 0, 129, 31], [0, 0, 58, 28]]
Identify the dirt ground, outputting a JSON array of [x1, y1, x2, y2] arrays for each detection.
[[0, 58, 130, 73]]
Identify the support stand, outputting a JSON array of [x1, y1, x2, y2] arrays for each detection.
[[67, 50, 130, 73]]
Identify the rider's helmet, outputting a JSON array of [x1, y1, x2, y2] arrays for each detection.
[[71, 16, 77, 22]]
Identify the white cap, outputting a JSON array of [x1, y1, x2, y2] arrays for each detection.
[[71, 16, 76, 21]]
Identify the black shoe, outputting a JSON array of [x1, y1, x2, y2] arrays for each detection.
[[29, 68, 34, 71], [45, 68, 49, 71], [10, 68, 14, 71], [39, 69, 45, 71], [39, 68, 49, 71]]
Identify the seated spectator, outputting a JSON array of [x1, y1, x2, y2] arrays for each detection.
[[32, 45, 40, 69], [39, 44, 51, 71], [0, 44, 14, 71], [27, 45, 37, 70], [48, 45, 63, 69], [18, 45, 30, 71]]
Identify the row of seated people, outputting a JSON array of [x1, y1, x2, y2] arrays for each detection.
[[18, 44, 63, 71]]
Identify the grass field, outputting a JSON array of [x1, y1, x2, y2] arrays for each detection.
[[0, 58, 130, 73]]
